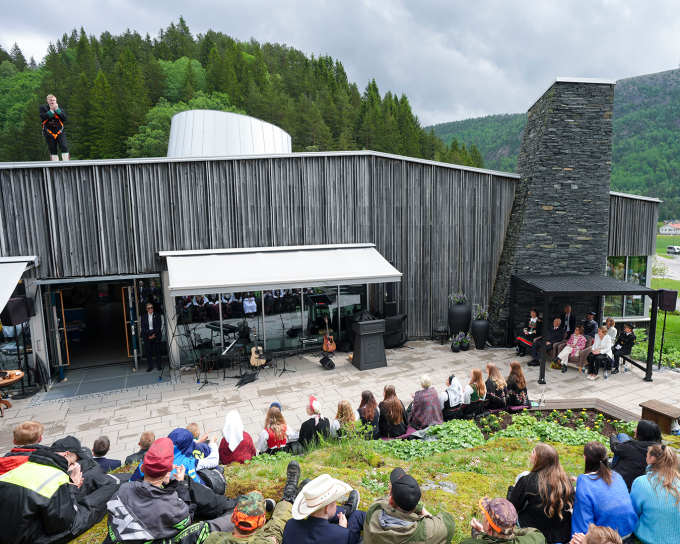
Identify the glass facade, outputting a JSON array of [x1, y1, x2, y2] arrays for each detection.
[[604, 255, 648, 318]]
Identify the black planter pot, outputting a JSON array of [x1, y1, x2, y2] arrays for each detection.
[[451, 343, 461, 353], [460, 342, 470, 352], [470, 319, 490, 350], [448, 303, 471, 337]]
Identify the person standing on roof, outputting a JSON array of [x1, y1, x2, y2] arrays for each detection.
[[39, 94, 70, 161]]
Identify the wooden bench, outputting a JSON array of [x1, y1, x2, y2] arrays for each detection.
[[640, 400, 680, 434], [621, 354, 646, 373]]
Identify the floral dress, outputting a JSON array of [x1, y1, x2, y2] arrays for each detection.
[[517, 316, 541, 347]]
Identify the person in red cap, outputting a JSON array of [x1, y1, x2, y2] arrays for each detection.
[[459, 497, 546, 544]]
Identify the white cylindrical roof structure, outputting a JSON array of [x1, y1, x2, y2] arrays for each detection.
[[167, 110, 292, 158]]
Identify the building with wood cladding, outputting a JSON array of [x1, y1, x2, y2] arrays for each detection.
[[0, 78, 660, 387]]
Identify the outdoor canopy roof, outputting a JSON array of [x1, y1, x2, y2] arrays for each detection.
[[0, 256, 37, 313], [514, 274, 653, 296], [159, 244, 402, 296]]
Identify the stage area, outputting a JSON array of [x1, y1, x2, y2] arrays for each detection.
[[1, 341, 678, 460]]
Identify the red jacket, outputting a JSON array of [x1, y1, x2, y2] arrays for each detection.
[[218, 433, 256, 464]]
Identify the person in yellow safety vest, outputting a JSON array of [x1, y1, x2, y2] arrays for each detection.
[[38, 94, 70, 161]]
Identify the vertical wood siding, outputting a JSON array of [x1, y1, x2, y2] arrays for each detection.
[[608, 194, 659, 256]]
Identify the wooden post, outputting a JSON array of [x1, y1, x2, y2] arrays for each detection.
[[538, 293, 550, 385]]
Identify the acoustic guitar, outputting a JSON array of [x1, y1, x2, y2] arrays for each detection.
[[323, 317, 336, 353], [250, 328, 265, 366]]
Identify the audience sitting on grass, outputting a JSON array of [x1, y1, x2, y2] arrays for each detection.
[[124, 431, 155, 465], [0, 423, 121, 544], [299, 396, 331, 448], [610, 419, 662, 491], [408, 374, 443, 430], [282, 473, 364, 544], [218, 411, 256, 465], [572, 441, 637, 542], [363, 467, 456, 544], [460, 497, 546, 544], [356, 390, 381, 439], [440, 374, 465, 421], [462, 368, 487, 417], [330, 400, 356, 437], [51, 435, 105, 477], [187, 421, 213, 457], [570, 524, 623, 544], [256, 406, 300, 454], [506, 361, 529, 407], [506, 443, 574, 544], [92, 435, 121, 472], [205, 461, 304, 544], [379, 385, 408, 437], [630, 444, 680, 544], [484, 363, 508, 410]]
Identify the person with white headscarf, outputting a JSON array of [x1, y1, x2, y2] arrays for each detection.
[[298, 396, 331, 448], [218, 411, 256, 465], [439, 374, 465, 421]]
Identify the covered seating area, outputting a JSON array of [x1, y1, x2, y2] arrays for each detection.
[[508, 274, 658, 383]]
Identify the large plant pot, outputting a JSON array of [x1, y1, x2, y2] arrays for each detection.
[[447, 303, 471, 337], [460, 342, 470, 352], [451, 343, 461, 353], [470, 319, 490, 350]]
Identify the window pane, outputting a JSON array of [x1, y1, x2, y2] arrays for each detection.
[[606, 256, 626, 280], [624, 294, 644, 316], [627, 256, 647, 286], [604, 296, 623, 317]]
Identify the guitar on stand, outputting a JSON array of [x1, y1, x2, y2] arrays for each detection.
[[323, 317, 336, 353], [250, 328, 266, 367]]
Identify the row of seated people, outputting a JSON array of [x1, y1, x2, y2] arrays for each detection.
[[177, 290, 310, 322], [3, 416, 676, 544]]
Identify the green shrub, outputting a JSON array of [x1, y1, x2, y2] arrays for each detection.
[[492, 413, 607, 446]]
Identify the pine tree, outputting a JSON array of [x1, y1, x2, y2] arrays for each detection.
[[28, 56, 37, 70], [198, 34, 215, 67], [180, 59, 196, 102], [0, 44, 11, 65], [205, 47, 226, 94], [89, 71, 117, 158], [9, 43, 27, 71], [68, 73, 93, 158], [469, 143, 484, 168]]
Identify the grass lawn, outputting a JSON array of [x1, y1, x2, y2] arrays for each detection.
[[656, 234, 680, 255]]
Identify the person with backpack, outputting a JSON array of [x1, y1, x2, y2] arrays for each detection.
[[39, 95, 69, 161]]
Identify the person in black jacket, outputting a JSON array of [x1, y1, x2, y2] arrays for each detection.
[[529, 318, 565, 366], [124, 431, 155, 465], [140, 301, 163, 372], [378, 385, 408, 437], [582, 311, 598, 339], [610, 419, 662, 491], [507, 443, 574, 544], [559, 306, 577, 339], [611, 323, 636, 374], [356, 390, 380, 439], [298, 396, 331, 448], [39, 95, 69, 161]]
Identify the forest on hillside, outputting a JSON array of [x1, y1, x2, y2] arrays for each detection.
[[0, 18, 483, 168], [430, 69, 680, 220]]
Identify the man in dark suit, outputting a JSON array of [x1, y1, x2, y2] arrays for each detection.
[[140, 301, 162, 372], [92, 436, 121, 472], [529, 318, 565, 366], [612, 323, 636, 374], [559, 305, 577, 339], [583, 310, 598, 339], [124, 431, 155, 465]]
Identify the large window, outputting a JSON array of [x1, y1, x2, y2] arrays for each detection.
[[604, 256, 648, 318]]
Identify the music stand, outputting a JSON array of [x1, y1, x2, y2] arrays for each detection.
[[278, 353, 296, 377], [197, 353, 219, 390]]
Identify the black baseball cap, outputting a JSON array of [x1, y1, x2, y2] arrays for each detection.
[[390, 468, 421, 511], [50, 436, 90, 460]]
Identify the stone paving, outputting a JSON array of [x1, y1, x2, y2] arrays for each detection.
[[1, 341, 679, 460]]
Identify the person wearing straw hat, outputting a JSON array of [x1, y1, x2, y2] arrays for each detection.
[[459, 497, 546, 544], [282, 474, 364, 544], [363, 468, 455, 544]]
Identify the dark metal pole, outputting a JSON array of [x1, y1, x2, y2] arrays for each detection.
[[659, 310, 667, 370], [645, 292, 658, 382], [538, 293, 549, 385]]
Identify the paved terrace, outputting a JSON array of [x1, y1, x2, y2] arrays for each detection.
[[1, 341, 678, 459]]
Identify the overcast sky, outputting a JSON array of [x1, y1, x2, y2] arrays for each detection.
[[2, 0, 679, 125]]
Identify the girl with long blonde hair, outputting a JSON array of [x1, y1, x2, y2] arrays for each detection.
[[330, 400, 356, 437], [255, 406, 299, 454], [462, 368, 486, 416], [484, 363, 508, 410], [506, 360, 528, 406]]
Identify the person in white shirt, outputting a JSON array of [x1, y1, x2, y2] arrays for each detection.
[[605, 317, 617, 343], [243, 293, 258, 315], [255, 406, 300, 454], [586, 326, 613, 380]]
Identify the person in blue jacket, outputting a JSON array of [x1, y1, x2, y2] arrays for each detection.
[[572, 441, 637, 541]]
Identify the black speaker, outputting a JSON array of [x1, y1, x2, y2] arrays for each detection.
[[319, 355, 335, 370], [0, 297, 36, 326], [658, 289, 678, 312], [383, 301, 397, 318]]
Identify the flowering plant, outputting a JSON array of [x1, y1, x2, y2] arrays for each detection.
[[452, 332, 466, 345], [448, 292, 467, 304], [473, 303, 489, 320]]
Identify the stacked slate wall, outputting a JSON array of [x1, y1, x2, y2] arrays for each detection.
[[489, 80, 616, 343]]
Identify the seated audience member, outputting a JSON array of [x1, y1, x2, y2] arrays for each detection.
[[283, 474, 364, 544], [124, 431, 155, 465], [507, 443, 573, 544], [516, 309, 541, 357], [570, 524, 623, 544], [484, 364, 508, 410], [583, 311, 598, 339], [571, 441, 637, 539], [440, 374, 465, 421], [104, 438, 236, 544], [330, 400, 356, 438], [586, 326, 613, 379], [92, 435, 122, 472], [256, 406, 300, 454], [207, 294, 220, 320], [363, 467, 456, 544], [460, 497, 546, 544], [529, 318, 564, 366], [611, 323, 636, 374], [0, 425, 120, 544], [610, 419, 662, 491], [630, 444, 680, 544], [462, 368, 486, 417], [51, 435, 105, 477], [605, 317, 617, 344], [219, 411, 256, 465], [356, 390, 380, 439], [299, 396, 331, 448], [378, 385, 408, 438], [243, 293, 258, 315], [187, 422, 212, 457], [205, 461, 304, 544], [560, 305, 577, 340], [408, 374, 443, 430], [553, 325, 586, 371], [506, 361, 529, 407]]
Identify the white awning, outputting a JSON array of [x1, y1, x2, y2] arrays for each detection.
[[0, 256, 37, 313], [160, 244, 401, 296]]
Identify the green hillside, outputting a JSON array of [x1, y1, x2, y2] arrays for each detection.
[[430, 69, 680, 219]]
